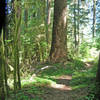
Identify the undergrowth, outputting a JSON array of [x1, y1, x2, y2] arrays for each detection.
[[7, 58, 98, 100]]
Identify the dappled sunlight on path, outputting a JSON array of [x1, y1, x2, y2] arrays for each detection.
[[40, 75, 74, 100], [50, 75, 72, 91], [39, 74, 88, 100], [56, 75, 72, 80], [50, 83, 72, 91]]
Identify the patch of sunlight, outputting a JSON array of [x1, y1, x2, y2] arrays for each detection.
[[21, 78, 36, 86], [90, 48, 99, 58], [82, 48, 99, 62], [40, 24, 44, 27], [21, 77, 55, 87], [34, 77, 56, 85], [8, 79, 14, 88], [56, 75, 72, 80], [8, 75, 57, 89], [8, 64, 14, 71], [50, 83, 72, 91], [82, 58, 94, 62]]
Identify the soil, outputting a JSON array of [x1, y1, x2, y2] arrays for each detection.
[[38, 75, 88, 100]]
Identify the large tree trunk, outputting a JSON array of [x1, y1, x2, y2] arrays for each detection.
[[95, 53, 100, 99], [50, 0, 67, 63], [96, 53, 100, 82]]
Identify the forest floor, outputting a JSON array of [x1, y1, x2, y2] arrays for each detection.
[[7, 60, 97, 100], [36, 75, 88, 100]]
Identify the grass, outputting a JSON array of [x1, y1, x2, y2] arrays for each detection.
[[7, 58, 98, 100]]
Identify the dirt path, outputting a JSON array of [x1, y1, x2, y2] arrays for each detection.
[[38, 75, 88, 100], [7, 74, 88, 100]]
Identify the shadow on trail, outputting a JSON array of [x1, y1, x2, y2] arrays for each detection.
[[71, 76, 96, 87]]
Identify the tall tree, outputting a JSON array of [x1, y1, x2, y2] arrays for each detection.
[[24, 1, 28, 58], [0, 0, 6, 99], [50, 0, 67, 63], [96, 53, 100, 82], [92, 0, 96, 38], [0, 31, 5, 100], [13, 0, 21, 92], [95, 53, 100, 99], [96, 0, 100, 37], [77, 0, 80, 47], [46, 0, 51, 44], [74, 0, 77, 48]]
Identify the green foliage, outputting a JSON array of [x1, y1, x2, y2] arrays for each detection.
[[95, 38, 100, 50], [80, 42, 90, 57], [71, 61, 98, 100], [7, 86, 43, 100], [72, 59, 85, 70], [40, 63, 73, 78], [5, 0, 100, 99]]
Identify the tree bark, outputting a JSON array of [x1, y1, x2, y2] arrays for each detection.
[[74, 0, 77, 48], [95, 53, 100, 99], [96, 53, 100, 82], [46, 0, 51, 44], [77, 0, 80, 55], [0, 47, 5, 100], [92, 0, 96, 38], [13, 0, 21, 92], [0, 0, 6, 99], [50, 0, 67, 63]]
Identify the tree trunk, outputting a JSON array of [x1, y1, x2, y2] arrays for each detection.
[[13, 0, 21, 92], [16, 0, 21, 90], [95, 53, 100, 99], [0, 0, 6, 99], [0, 44, 5, 100], [92, 0, 96, 38], [50, 0, 67, 63], [96, 53, 100, 82], [74, 0, 77, 48], [24, 7, 28, 58], [46, 0, 51, 44], [77, 0, 80, 55]]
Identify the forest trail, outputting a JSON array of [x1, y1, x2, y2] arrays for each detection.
[[38, 75, 88, 100], [8, 63, 94, 100]]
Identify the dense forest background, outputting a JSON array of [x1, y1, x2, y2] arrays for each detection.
[[0, 0, 100, 100]]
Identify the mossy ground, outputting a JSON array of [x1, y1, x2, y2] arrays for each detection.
[[7, 59, 97, 100]]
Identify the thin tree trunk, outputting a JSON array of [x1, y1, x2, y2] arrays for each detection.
[[13, 0, 21, 92], [77, 0, 80, 54], [0, 57, 5, 100], [77, 0, 80, 44], [3, 15, 9, 97], [50, 0, 67, 63], [46, 0, 51, 44], [0, 30, 5, 100], [24, 7, 28, 58], [3, 29, 9, 97], [0, 0, 6, 99], [74, 0, 77, 48], [16, 0, 21, 90], [92, 0, 96, 38]]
